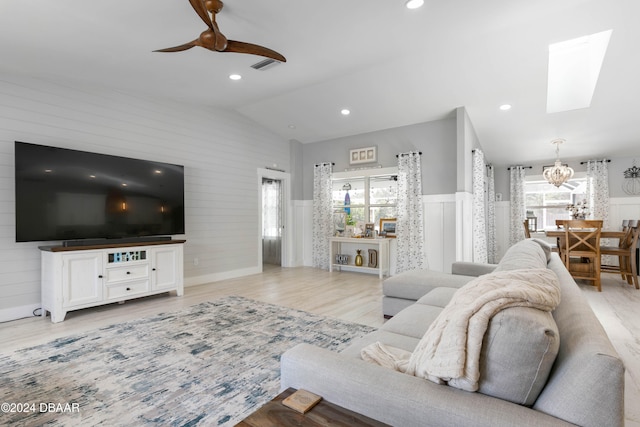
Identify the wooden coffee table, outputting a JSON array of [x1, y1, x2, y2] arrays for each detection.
[[236, 388, 390, 427]]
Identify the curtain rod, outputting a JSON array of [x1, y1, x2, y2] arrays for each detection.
[[580, 159, 611, 165], [396, 151, 422, 158], [507, 166, 533, 170], [314, 162, 335, 167]]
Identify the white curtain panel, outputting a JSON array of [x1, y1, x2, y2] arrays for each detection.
[[587, 160, 610, 227], [509, 166, 527, 247], [472, 149, 487, 263], [312, 163, 333, 270], [587, 160, 613, 263], [486, 165, 498, 264], [396, 152, 427, 273]]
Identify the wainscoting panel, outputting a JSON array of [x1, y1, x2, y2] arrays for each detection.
[[424, 194, 457, 273], [494, 201, 511, 261], [292, 200, 313, 267], [608, 197, 640, 227]]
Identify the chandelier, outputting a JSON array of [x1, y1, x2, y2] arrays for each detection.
[[543, 139, 574, 187]]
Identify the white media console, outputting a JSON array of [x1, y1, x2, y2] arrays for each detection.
[[39, 240, 185, 323]]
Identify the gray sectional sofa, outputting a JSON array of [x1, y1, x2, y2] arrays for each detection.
[[280, 239, 625, 427]]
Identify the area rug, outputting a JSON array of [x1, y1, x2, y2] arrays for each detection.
[[0, 296, 376, 426]]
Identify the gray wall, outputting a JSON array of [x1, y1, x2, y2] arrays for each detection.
[[0, 72, 290, 319], [456, 107, 481, 193], [301, 118, 457, 199]]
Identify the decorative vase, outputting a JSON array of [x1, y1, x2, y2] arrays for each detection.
[[368, 249, 378, 268], [355, 249, 363, 266]]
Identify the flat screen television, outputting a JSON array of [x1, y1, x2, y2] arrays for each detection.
[[15, 141, 185, 243]]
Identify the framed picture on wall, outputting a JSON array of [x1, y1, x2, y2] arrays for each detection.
[[349, 146, 377, 165], [379, 218, 397, 238]]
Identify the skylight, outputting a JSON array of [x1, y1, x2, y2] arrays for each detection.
[[546, 29, 612, 114]]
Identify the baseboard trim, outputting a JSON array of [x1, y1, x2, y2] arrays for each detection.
[[0, 303, 42, 323]]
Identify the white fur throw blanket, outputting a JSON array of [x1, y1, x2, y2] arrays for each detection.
[[362, 268, 561, 391]]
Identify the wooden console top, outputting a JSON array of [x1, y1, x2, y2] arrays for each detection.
[[39, 239, 186, 252]]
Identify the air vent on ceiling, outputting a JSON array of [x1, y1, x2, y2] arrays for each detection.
[[251, 58, 281, 71]]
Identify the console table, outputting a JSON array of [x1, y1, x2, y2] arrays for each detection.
[[39, 240, 185, 323], [329, 237, 390, 278]]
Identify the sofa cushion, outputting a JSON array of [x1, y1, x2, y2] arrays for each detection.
[[383, 270, 474, 300], [416, 287, 458, 308], [382, 296, 415, 317], [380, 303, 443, 339], [478, 306, 560, 406], [494, 239, 548, 272]]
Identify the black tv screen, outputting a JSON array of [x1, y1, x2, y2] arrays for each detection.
[[15, 141, 185, 242]]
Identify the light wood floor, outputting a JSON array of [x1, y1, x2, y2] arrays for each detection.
[[1, 266, 638, 426]]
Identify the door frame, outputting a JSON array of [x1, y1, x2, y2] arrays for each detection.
[[257, 168, 292, 269]]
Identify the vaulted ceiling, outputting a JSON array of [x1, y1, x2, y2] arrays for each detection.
[[1, 0, 639, 165]]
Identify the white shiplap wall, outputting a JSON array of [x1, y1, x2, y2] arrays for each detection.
[[0, 73, 290, 321]]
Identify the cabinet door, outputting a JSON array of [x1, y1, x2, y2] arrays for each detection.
[[62, 252, 104, 308], [151, 246, 179, 290]]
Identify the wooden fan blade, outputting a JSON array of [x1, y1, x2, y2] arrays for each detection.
[[154, 40, 198, 53], [189, 0, 214, 30], [225, 40, 286, 63]]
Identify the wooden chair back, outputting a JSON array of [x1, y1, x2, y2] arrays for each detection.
[[562, 220, 603, 291], [564, 220, 603, 253], [617, 220, 637, 249]]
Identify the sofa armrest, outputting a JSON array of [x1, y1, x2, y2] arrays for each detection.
[[451, 262, 498, 277], [280, 344, 572, 427]]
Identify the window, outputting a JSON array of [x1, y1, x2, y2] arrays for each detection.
[[332, 167, 398, 231], [524, 174, 587, 230]]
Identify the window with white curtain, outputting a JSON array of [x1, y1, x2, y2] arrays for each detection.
[[332, 167, 398, 231], [524, 173, 588, 230]]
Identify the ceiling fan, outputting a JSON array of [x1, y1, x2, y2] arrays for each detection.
[[154, 0, 286, 63]]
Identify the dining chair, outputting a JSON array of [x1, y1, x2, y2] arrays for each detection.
[[622, 219, 630, 231], [561, 219, 603, 291], [601, 220, 639, 289], [523, 219, 531, 239]]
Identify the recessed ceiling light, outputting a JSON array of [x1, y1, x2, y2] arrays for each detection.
[[288, 124, 296, 129], [341, 109, 351, 116], [499, 104, 512, 111], [229, 74, 242, 80], [405, 0, 424, 9]]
